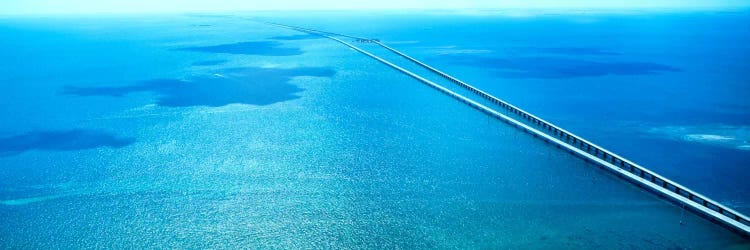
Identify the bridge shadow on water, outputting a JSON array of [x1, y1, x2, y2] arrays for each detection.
[[62, 66, 336, 107], [0, 130, 135, 157]]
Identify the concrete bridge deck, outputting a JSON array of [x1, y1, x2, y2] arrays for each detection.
[[263, 21, 750, 238]]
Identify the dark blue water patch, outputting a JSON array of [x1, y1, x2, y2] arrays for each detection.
[[63, 67, 335, 107], [523, 47, 621, 56], [191, 59, 228, 66], [437, 55, 680, 79], [269, 34, 323, 40], [0, 130, 134, 157], [177, 41, 302, 56]]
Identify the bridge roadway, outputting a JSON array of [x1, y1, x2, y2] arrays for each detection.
[[263, 22, 750, 237]]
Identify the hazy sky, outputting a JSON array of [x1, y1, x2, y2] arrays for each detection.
[[2, 0, 749, 15]]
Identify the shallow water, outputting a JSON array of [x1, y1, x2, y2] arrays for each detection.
[[266, 10, 750, 212], [0, 12, 748, 248]]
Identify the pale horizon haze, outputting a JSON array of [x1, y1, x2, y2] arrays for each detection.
[[2, 0, 750, 15]]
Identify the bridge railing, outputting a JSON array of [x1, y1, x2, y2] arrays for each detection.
[[260, 20, 749, 236], [374, 41, 750, 233]]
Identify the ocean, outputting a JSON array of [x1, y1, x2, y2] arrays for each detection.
[[1, 10, 748, 248]]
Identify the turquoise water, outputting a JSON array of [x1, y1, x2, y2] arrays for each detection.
[[1, 12, 749, 248], [268, 11, 750, 211]]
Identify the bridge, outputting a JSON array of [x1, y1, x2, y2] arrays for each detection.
[[262, 21, 750, 237]]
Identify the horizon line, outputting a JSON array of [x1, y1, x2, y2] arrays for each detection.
[[2, 6, 749, 17]]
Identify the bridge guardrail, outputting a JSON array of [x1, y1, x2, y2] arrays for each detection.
[[375, 42, 750, 235], [262, 21, 750, 237]]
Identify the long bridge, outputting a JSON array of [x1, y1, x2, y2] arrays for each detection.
[[263, 21, 750, 237]]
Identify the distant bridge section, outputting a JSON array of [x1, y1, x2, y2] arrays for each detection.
[[263, 21, 750, 238]]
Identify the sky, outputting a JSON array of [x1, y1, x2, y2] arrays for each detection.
[[1, 0, 749, 15]]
